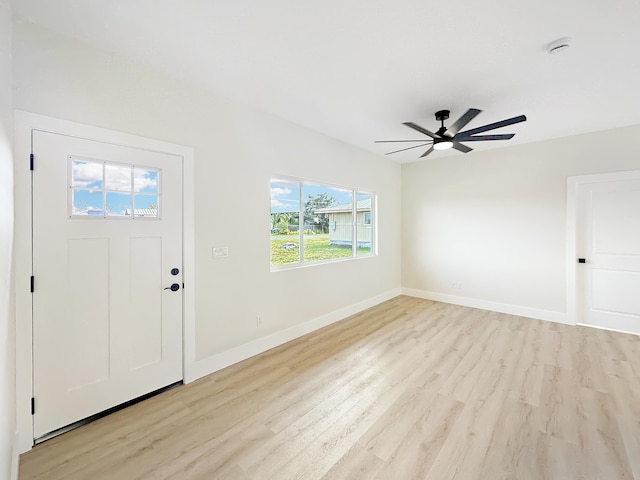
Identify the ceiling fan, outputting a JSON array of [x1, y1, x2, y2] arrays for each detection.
[[376, 109, 527, 158]]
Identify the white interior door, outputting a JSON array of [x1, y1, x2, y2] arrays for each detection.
[[576, 176, 640, 334], [32, 130, 183, 439]]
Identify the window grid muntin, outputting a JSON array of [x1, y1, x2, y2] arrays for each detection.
[[69, 156, 161, 219]]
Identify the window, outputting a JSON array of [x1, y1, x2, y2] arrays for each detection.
[[69, 156, 160, 219], [270, 177, 375, 268], [269, 179, 300, 266], [356, 192, 373, 256]]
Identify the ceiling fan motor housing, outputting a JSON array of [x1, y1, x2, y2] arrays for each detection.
[[435, 110, 450, 122]]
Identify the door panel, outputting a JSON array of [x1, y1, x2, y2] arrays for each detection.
[[592, 270, 640, 315], [577, 178, 640, 334], [32, 130, 183, 439], [129, 236, 163, 370], [65, 238, 111, 389], [592, 189, 640, 255]]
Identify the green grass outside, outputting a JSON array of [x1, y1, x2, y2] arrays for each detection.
[[271, 235, 371, 266]]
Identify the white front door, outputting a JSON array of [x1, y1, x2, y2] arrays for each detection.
[[32, 130, 183, 439], [576, 176, 640, 334]]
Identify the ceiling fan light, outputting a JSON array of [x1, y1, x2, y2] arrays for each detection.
[[433, 139, 453, 150]]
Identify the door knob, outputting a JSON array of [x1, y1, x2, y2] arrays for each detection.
[[164, 283, 180, 292], [171, 268, 180, 276]]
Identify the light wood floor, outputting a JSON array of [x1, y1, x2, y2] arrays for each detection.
[[19, 296, 640, 479]]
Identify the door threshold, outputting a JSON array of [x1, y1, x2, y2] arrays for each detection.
[[34, 380, 183, 445]]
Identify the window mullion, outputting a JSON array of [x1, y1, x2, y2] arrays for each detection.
[[130, 166, 134, 219], [352, 190, 357, 257], [299, 182, 304, 264], [102, 161, 107, 218]]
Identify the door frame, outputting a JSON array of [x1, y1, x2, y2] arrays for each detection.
[[566, 169, 640, 328], [14, 110, 196, 453]]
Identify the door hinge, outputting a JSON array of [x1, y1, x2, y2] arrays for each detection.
[[30, 153, 34, 171], [31, 397, 35, 415], [30, 276, 35, 293]]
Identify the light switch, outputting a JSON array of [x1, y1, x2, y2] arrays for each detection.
[[213, 246, 229, 258]]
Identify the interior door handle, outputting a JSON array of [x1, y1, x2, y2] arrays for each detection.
[[164, 283, 180, 292]]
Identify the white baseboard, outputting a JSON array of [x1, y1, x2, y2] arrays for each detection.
[[577, 322, 640, 337], [185, 288, 402, 383], [10, 431, 19, 480], [402, 288, 572, 325]]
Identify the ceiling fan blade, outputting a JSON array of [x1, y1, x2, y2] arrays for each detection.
[[457, 115, 526, 137], [403, 122, 439, 139], [455, 133, 515, 142], [444, 108, 482, 137], [452, 142, 472, 153], [420, 146, 435, 158], [385, 142, 432, 155], [374, 139, 434, 143]]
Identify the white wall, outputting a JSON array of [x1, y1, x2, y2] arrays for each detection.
[[0, 1, 15, 478], [12, 22, 401, 370], [402, 125, 640, 321]]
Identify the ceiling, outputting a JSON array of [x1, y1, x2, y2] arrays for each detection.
[[12, 0, 640, 163]]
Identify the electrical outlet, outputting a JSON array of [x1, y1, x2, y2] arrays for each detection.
[[256, 316, 262, 327], [451, 280, 462, 289]]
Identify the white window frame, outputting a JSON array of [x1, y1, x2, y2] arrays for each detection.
[[270, 176, 376, 270]]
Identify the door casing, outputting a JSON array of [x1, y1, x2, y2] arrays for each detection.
[[14, 110, 196, 453]]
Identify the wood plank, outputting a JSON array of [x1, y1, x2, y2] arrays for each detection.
[[19, 297, 640, 480]]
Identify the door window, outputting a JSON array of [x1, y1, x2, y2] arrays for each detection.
[[69, 156, 160, 218]]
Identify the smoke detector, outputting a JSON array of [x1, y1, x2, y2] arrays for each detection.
[[548, 37, 571, 55]]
